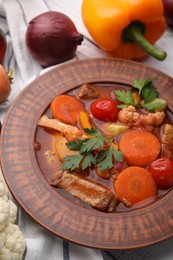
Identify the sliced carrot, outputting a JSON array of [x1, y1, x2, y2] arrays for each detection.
[[50, 95, 85, 125], [119, 129, 160, 167], [114, 166, 157, 206]]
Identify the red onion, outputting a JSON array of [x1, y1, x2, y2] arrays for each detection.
[[114, 160, 128, 173], [0, 29, 7, 64], [25, 11, 83, 67], [162, 0, 173, 26]]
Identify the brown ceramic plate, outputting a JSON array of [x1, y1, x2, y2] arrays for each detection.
[[1, 58, 173, 250]]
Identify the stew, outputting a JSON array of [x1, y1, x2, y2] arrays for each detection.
[[35, 79, 173, 213]]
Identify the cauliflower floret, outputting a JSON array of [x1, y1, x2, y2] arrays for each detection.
[[0, 222, 26, 260], [0, 235, 3, 250], [0, 197, 17, 232], [118, 105, 165, 129], [8, 200, 17, 224], [0, 176, 26, 259], [0, 182, 6, 197], [0, 198, 10, 232], [0, 178, 8, 202]]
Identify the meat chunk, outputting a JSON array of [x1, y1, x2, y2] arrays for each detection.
[[49, 170, 118, 212], [160, 124, 173, 159], [38, 115, 82, 141], [161, 124, 173, 145], [77, 84, 99, 99], [118, 106, 165, 130]]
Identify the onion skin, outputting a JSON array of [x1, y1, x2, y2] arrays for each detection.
[[0, 30, 7, 64], [162, 0, 173, 26], [26, 11, 83, 67], [0, 65, 11, 103]]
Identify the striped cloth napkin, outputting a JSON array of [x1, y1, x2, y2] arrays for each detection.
[[0, 0, 173, 260]]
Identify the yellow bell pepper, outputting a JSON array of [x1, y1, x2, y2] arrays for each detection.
[[82, 0, 166, 60], [79, 111, 92, 130]]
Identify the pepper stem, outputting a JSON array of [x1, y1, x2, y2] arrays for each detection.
[[123, 22, 167, 61]]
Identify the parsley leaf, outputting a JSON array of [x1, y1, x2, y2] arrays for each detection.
[[132, 78, 159, 105], [142, 85, 159, 103], [82, 153, 96, 170], [62, 154, 84, 171], [62, 128, 123, 172], [143, 102, 163, 112], [80, 137, 104, 153], [97, 147, 123, 171], [112, 148, 124, 162], [84, 128, 106, 139], [66, 139, 84, 150], [97, 149, 113, 171], [114, 90, 134, 107], [133, 78, 154, 96]]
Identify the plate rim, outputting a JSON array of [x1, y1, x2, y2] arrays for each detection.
[[1, 57, 173, 250]]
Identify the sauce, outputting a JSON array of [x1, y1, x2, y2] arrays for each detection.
[[35, 83, 173, 212]]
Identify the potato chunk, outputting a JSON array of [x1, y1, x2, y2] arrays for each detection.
[[54, 133, 78, 162]]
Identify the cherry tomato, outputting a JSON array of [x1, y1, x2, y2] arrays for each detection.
[[148, 158, 173, 189], [90, 98, 119, 122]]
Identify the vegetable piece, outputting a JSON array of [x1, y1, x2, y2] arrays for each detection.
[[162, 0, 173, 26], [0, 222, 26, 260], [49, 170, 118, 212], [0, 177, 26, 259], [62, 128, 123, 171], [143, 98, 167, 112], [0, 29, 6, 64], [82, 0, 166, 60], [50, 95, 85, 125], [79, 111, 92, 130], [113, 159, 128, 174], [95, 166, 111, 180], [118, 105, 165, 129], [90, 98, 119, 122], [0, 177, 8, 201], [106, 123, 129, 136], [119, 129, 160, 167], [0, 65, 12, 103], [148, 158, 173, 189], [26, 11, 83, 67], [54, 133, 79, 162], [0, 198, 11, 232], [132, 92, 140, 106], [114, 166, 157, 206]]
